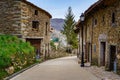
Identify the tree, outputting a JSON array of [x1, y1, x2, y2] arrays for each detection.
[[62, 7, 78, 49]]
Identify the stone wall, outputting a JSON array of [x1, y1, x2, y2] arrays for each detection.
[[20, 1, 51, 57], [20, 1, 51, 42], [0, 0, 21, 35], [20, 2, 50, 39], [0, 0, 51, 57], [83, 0, 120, 72]]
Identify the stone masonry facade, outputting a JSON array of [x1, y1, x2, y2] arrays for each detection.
[[76, 0, 120, 74], [0, 0, 52, 58]]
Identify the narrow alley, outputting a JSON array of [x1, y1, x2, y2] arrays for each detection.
[[10, 56, 100, 80]]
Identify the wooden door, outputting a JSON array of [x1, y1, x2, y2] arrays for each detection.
[[109, 45, 116, 71], [26, 39, 41, 54], [100, 42, 106, 66]]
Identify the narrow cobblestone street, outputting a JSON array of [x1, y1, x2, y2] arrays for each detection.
[[84, 66, 120, 80], [10, 56, 100, 80]]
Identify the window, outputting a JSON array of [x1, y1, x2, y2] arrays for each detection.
[[112, 12, 115, 24], [94, 19, 97, 25], [46, 22, 48, 35], [102, 16, 105, 25], [93, 18, 97, 26], [32, 21, 39, 29], [51, 28, 53, 30], [35, 10, 38, 15], [94, 44, 96, 53]]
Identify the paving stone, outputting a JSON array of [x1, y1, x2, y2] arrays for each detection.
[[84, 65, 120, 80]]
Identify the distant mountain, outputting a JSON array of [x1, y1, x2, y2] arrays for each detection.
[[50, 18, 65, 31]]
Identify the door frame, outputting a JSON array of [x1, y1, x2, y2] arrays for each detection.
[[99, 41, 106, 66], [109, 45, 117, 73], [26, 38, 42, 55]]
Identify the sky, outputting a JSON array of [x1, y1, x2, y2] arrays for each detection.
[[28, 0, 98, 21]]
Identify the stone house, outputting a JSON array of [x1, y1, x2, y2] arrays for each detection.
[[76, 0, 120, 74], [0, 0, 52, 58]]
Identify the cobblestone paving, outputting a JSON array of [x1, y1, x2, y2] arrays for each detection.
[[84, 65, 120, 80]]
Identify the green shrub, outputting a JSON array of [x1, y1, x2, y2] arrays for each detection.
[[0, 35, 35, 79], [0, 55, 11, 68], [0, 69, 8, 80], [50, 41, 56, 49]]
